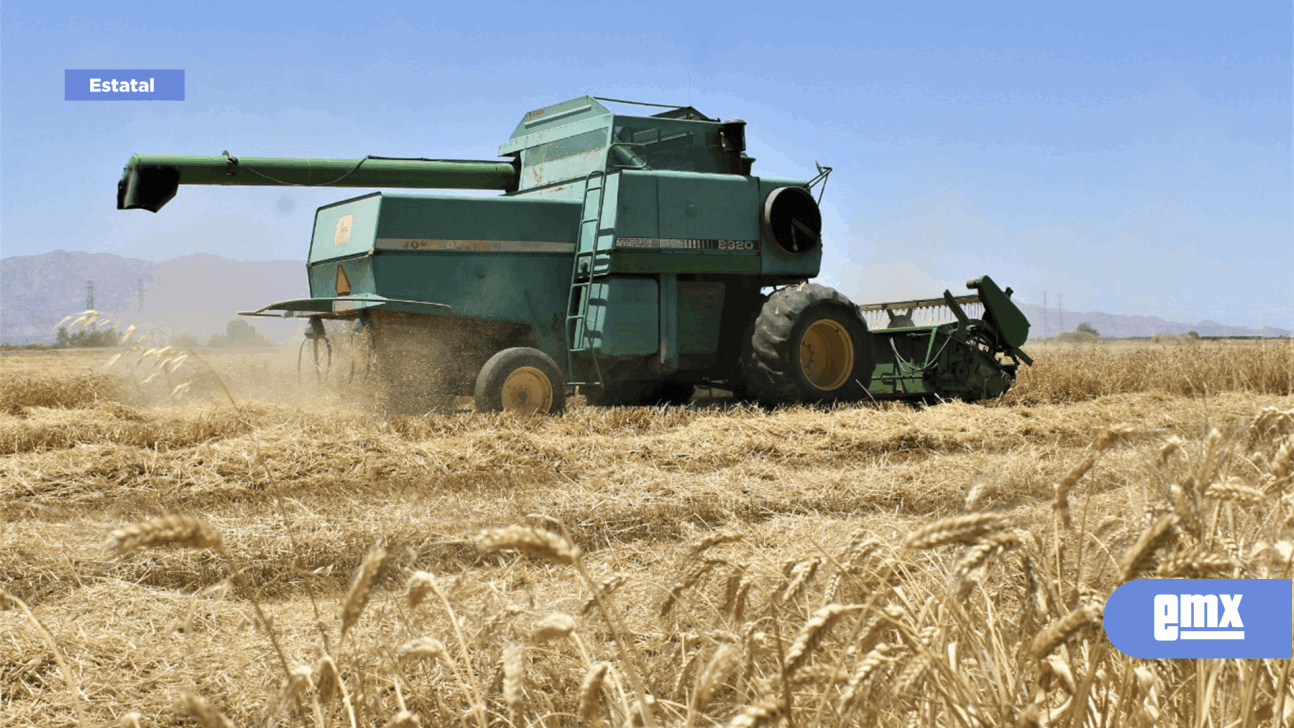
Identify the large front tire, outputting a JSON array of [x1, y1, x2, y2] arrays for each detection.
[[474, 348, 567, 415], [741, 283, 875, 405]]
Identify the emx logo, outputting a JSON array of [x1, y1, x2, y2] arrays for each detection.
[[1104, 579, 1291, 659], [1154, 593, 1244, 641]]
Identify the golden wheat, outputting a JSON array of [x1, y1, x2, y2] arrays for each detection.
[[340, 545, 386, 637], [1030, 604, 1101, 659], [107, 516, 223, 554], [1118, 513, 1179, 582], [3, 341, 1291, 727], [531, 612, 576, 641], [177, 692, 235, 728], [577, 662, 609, 722], [476, 525, 579, 565], [783, 604, 862, 676], [904, 513, 1012, 550], [397, 636, 447, 666]]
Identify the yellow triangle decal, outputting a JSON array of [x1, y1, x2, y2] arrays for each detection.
[[335, 265, 351, 296]]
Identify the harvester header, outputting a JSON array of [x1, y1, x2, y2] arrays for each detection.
[[115, 95, 1030, 414]]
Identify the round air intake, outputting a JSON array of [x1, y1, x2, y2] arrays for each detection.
[[761, 187, 822, 254]]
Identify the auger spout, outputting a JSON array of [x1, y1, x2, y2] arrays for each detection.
[[117, 153, 520, 212]]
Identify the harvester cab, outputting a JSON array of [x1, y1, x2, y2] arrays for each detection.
[[116, 96, 1031, 414]]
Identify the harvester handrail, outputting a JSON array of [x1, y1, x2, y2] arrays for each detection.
[[593, 96, 689, 109]]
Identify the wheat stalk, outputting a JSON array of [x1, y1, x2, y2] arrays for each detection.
[[532, 612, 576, 642], [397, 636, 447, 666], [725, 696, 784, 728], [1096, 424, 1139, 452], [582, 574, 627, 616], [905, 513, 1011, 550], [1, 590, 87, 728], [892, 651, 932, 699], [955, 529, 1025, 580], [502, 643, 525, 714], [108, 516, 223, 555], [340, 545, 386, 637], [406, 570, 435, 610], [690, 644, 738, 718], [777, 557, 822, 603], [384, 709, 421, 728], [1205, 478, 1265, 507], [838, 643, 891, 713], [1118, 514, 1178, 582], [1030, 604, 1100, 659], [662, 558, 721, 616], [178, 692, 236, 728], [783, 604, 862, 676], [476, 525, 579, 564], [315, 655, 341, 707], [577, 662, 609, 722], [1156, 543, 1239, 578]]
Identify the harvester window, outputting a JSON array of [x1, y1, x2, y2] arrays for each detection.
[[612, 121, 729, 174]]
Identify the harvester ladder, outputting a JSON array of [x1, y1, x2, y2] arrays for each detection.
[[563, 170, 609, 386]]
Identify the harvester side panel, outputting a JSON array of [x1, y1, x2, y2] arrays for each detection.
[[575, 277, 727, 364], [310, 194, 382, 264], [517, 126, 611, 193], [677, 281, 725, 357], [309, 256, 376, 300], [583, 278, 659, 356], [602, 171, 762, 276], [605, 172, 658, 240], [655, 171, 759, 242], [302, 192, 581, 365]]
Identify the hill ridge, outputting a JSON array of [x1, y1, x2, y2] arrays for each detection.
[[3, 250, 1288, 344]]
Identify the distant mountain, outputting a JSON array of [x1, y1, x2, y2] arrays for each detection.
[[1014, 303, 1290, 339], [1, 250, 307, 345], [2, 251, 1288, 344]]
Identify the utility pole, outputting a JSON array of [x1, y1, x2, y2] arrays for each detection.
[[137, 279, 144, 317], [1058, 293, 1064, 334], [85, 280, 94, 311], [1042, 291, 1048, 338]]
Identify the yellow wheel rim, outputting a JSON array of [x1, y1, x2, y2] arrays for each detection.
[[800, 319, 854, 391], [501, 366, 553, 414]]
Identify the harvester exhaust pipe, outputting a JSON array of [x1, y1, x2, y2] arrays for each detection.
[[117, 153, 521, 212]]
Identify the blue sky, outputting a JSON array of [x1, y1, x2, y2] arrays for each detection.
[[2, 1, 1290, 330]]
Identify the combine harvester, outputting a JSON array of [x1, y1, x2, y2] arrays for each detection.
[[116, 96, 1032, 414]]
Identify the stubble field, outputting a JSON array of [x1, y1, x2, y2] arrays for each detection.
[[2, 339, 1292, 727]]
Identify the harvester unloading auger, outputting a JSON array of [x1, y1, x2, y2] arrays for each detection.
[[117, 96, 1032, 414]]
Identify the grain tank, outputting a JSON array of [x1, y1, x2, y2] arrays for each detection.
[[117, 96, 1031, 413]]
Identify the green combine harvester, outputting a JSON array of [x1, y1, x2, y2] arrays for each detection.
[[117, 96, 1031, 414]]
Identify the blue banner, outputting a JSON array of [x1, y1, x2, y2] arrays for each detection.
[[65, 70, 184, 101], [1104, 579, 1292, 659]]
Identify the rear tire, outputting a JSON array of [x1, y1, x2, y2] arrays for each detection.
[[741, 283, 875, 405], [475, 347, 567, 415]]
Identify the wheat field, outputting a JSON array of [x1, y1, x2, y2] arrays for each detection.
[[2, 338, 1292, 727]]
